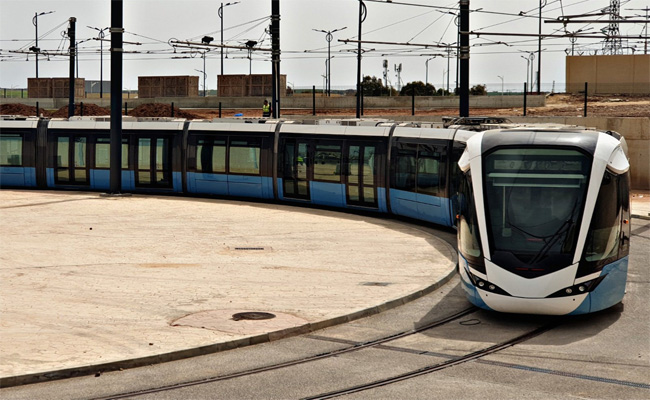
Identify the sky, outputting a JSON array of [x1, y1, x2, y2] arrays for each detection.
[[0, 0, 648, 93]]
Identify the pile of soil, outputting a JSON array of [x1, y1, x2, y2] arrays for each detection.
[[127, 103, 201, 119], [0, 103, 40, 117], [50, 103, 110, 118]]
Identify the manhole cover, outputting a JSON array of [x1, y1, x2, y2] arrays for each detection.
[[232, 312, 276, 321]]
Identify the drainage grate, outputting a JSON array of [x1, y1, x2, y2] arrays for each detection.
[[234, 247, 265, 251], [232, 312, 276, 321], [361, 282, 392, 287]]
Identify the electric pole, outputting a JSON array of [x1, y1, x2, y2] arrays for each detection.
[[68, 17, 76, 118]]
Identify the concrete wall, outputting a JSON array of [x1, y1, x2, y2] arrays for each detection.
[[566, 55, 650, 94], [508, 116, 649, 190], [1, 94, 545, 110]]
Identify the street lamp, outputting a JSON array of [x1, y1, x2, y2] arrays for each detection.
[[422, 54, 442, 87], [520, 53, 535, 90], [88, 26, 109, 98], [32, 11, 55, 78], [313, 27, 347, 96], [218, 1, 240, 77], [497, 75, 504, 96], [194, 69, 207, 97], [244, 40, 257, 75]]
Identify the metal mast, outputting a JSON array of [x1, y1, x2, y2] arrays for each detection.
[[603, 0, 623, 55]]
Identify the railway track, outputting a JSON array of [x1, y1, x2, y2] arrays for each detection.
[[90, 307, 564, 400]]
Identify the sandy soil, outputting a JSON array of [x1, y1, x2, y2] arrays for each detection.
[[2, 94, 649, 119], [189, 94, 650, 119]]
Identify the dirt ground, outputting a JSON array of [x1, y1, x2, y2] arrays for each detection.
[[188, 94, 650, 119], [2, 94, 649, 120]]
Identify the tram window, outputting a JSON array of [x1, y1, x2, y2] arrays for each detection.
[[155, 138, 168, 171], [584, 172, 621, 263], [417, 146, 441, 196], [458, 171, 483, 260], [197, 138, 226, 173], [229, 139, 261, 175], [0, 134, 22, 166], [363, 146, 375, 183], [138, 138, 151, 184], [56, 137, 70, 181], [392, 145, 417, 191], [95, 138, 129, 169], [314, 144, 341, 182]]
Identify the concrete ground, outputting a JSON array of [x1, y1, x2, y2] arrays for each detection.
[[1, 189, 648, 387], [0, 190, 457, 385]]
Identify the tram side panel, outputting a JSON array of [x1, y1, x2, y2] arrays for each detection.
[[185, 124, 275, 200], [389, 137, 454, 227], [0, 120, 39, 188], [45, 121, 185, 193], [276, 132, 389, 213]]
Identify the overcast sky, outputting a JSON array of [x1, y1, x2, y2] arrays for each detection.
[[1, 0, 648, 92]]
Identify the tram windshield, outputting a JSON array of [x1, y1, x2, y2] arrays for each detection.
[[484, 148, 591, 276]]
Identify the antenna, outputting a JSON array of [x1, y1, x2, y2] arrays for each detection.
[[394, 63, 403, 92]]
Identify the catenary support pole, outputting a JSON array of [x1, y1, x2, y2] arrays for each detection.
[[68, 17, 76, 118], [110, 0, 123, 193], [271, 0, 280, 118], [537, 0, 543, 94], [356, 1, 366, 119], [459, 0, 470, 117]]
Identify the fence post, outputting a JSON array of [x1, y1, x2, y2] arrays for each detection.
[[412, 92, 415, 116], [361, 89, 364, 116], [219, 102, 222, 118], [36, 101, 40, 117], [523, 83, 527, 117], [171, 102, 175, 118], [312, 85, 316, 116], [124, 102, 128, 116], [80, 102, 84, 117], [583, 82, 588, 117]]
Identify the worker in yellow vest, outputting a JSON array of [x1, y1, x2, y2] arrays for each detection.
[[262, 99, 271, 117]]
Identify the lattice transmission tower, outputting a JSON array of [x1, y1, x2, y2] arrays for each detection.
[[602, 0, 624, 54]]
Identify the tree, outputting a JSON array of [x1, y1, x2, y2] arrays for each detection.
[[400, 81, 436, 96], [470, 84, 487, 95], [361, 75, 393, 96]]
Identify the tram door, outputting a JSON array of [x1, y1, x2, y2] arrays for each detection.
[[346, 143, 378, 208], [136, 137, 172, 188], [55, 134, 88, 185], [281, 139, 310, 200]]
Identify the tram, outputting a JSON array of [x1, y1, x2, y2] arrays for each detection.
[[0, 115, 630, 315]]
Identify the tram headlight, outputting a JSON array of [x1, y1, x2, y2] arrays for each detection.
[[466, 270, 509, 296], [548, 275, 607, 298]]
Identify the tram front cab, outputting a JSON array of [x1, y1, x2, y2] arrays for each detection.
[[456, 128, 630, 315]]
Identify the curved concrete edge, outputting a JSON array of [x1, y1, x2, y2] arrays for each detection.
[[0, 240, 458, 388], [632, 214, 650, 221]]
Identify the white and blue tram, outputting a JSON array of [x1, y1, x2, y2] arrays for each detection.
[[0, 116, 630, 315]]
